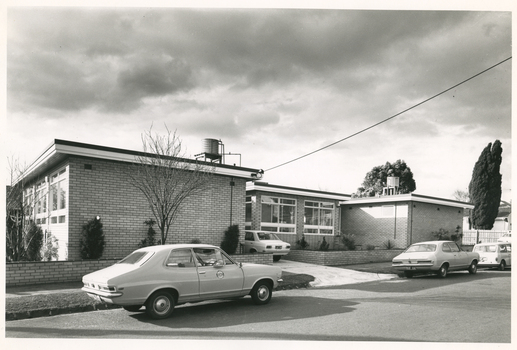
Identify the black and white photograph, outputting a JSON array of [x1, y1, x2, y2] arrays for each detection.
[[3, 1, 513, 349]]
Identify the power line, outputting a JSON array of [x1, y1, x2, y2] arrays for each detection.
[[265, 56, 512, 172]]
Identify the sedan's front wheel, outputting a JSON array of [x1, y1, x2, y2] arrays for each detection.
[[437, 264, 448, 278], [468, 261, 478, 274], [146, 291, 175, 319], [251, 281, 272, 305]]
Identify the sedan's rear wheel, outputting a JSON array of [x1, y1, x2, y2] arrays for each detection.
[[468, 261, 478, 274], [437, 264, 448, 278], [146, 291, 175, 319], [251, 281, 272, 305], [123, 305, 142, 312], [498, 260, 506, 271], [403, 271, 414, 278]]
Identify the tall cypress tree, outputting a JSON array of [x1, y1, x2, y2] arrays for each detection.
[[468, 140, 503, 230]]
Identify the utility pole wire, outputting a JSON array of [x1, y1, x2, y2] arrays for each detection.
[[265, 56, 512, 172]]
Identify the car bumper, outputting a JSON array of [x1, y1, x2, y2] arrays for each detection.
[[391, 263, 437, 272]]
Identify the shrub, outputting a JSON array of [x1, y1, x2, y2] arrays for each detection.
[[220, 224, 240, 254], [383, 240, 394, 250], [366, 244, 376, 251], [25, 222, 43, 261], [450, 225, 463, 242], [319, 237, 329, 251], [190, 238, 202, 244], [41, 231, 59, 261], [296, 234, 309, 250], [139, 219, 158, 248], [432, 228, 450, 241], [340, 232, 356, 251], [80, 217, 105, 259]]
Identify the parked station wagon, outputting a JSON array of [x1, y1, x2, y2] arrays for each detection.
[[243, 230, 291, 261], [82, 244, 283, 319], [392, 240, 479, 278], [473, 242, 511, 270]]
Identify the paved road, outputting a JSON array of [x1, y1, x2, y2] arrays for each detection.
[[5, 269, 511, 344]]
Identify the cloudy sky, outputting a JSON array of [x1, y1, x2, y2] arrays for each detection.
[[5, 3, 513, 202]]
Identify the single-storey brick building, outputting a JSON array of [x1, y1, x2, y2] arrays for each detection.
[[19, 139, 262, 260], [245, 182, 351, 250], [341, 194, 474, 249]]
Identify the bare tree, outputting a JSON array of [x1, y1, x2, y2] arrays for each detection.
[[127, 126, 215, 245], [6, 157, 45, 261], [453, 189, 470, 202]]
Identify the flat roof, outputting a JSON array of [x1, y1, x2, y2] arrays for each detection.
[[20, 139, 263, 183], [247, 181, 351, 201], [341, 193, 474, 209]]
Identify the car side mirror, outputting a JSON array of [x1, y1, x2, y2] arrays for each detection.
[[213, 260, 224, 268]]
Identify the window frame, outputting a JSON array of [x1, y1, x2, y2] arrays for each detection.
[[304, 200, 335, 235], [260, 195, 296, 234]]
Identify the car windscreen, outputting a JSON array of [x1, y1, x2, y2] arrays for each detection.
[[118, 251, 153, 265], [257, 232, 280, 240], [405, 244, 436, 253]]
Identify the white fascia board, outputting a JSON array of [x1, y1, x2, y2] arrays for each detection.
[[18, 142, 58, 182], [51, 142, 258, 179], [247, 183, 350, 201], [340, 194, 474, 209]]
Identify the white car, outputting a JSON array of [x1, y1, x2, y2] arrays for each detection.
[[497, 232, 512, 243], [82, 244, 283, 319], [243, 231, 291, 261], [473, 242, 511, 270], [392, 240, 479, 278]]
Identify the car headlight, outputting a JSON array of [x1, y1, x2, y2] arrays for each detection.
[[266, 245, 272, 249]]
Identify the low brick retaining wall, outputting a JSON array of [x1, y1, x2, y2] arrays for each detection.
[[6, 253, 273, 287], [284, 249, 404, 266]]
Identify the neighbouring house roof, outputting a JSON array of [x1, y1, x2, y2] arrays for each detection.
[[247, 181, 351, 201], [340, 193, 474, 209], [19, 139, 263, 184]]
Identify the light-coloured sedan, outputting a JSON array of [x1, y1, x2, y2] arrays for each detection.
[[82, 244, 283, 319], [392, 240, 479, 278], [243, 230, 291, 261]]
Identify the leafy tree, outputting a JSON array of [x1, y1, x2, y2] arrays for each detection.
[[127, 125, 214, 245], [80, 217, 105, 259], [468, 140, 503, 230], [353, 159, 416, 197], [220, 224, 240, 254]]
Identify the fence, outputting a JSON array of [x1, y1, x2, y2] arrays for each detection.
[[462, 230, 509, 245]]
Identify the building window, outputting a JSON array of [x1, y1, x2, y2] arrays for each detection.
[[49, 167, 68, 225], [304, 201, 334, 235], [260, 196, 296, 233]]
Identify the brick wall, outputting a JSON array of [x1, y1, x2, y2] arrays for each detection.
[[6, 254, 273, 287], [285, 249, 404, 266], [68, 156, 246, 260], [409, 202, 464, 244], [341, 202, 409, 249]]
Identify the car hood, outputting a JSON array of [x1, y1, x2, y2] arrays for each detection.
[[83, 263, 139, 284], [241, 262, 282, 273]]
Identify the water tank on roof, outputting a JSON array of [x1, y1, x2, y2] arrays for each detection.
[[387, 176, 399, 187], [204, 138, 220, 155]]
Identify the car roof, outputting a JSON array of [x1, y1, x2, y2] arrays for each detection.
[[136, 244, 219, 253], [411, 241, 453, 245]]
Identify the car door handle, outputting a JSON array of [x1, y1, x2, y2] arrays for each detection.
[[198, 271, 206, 275]]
